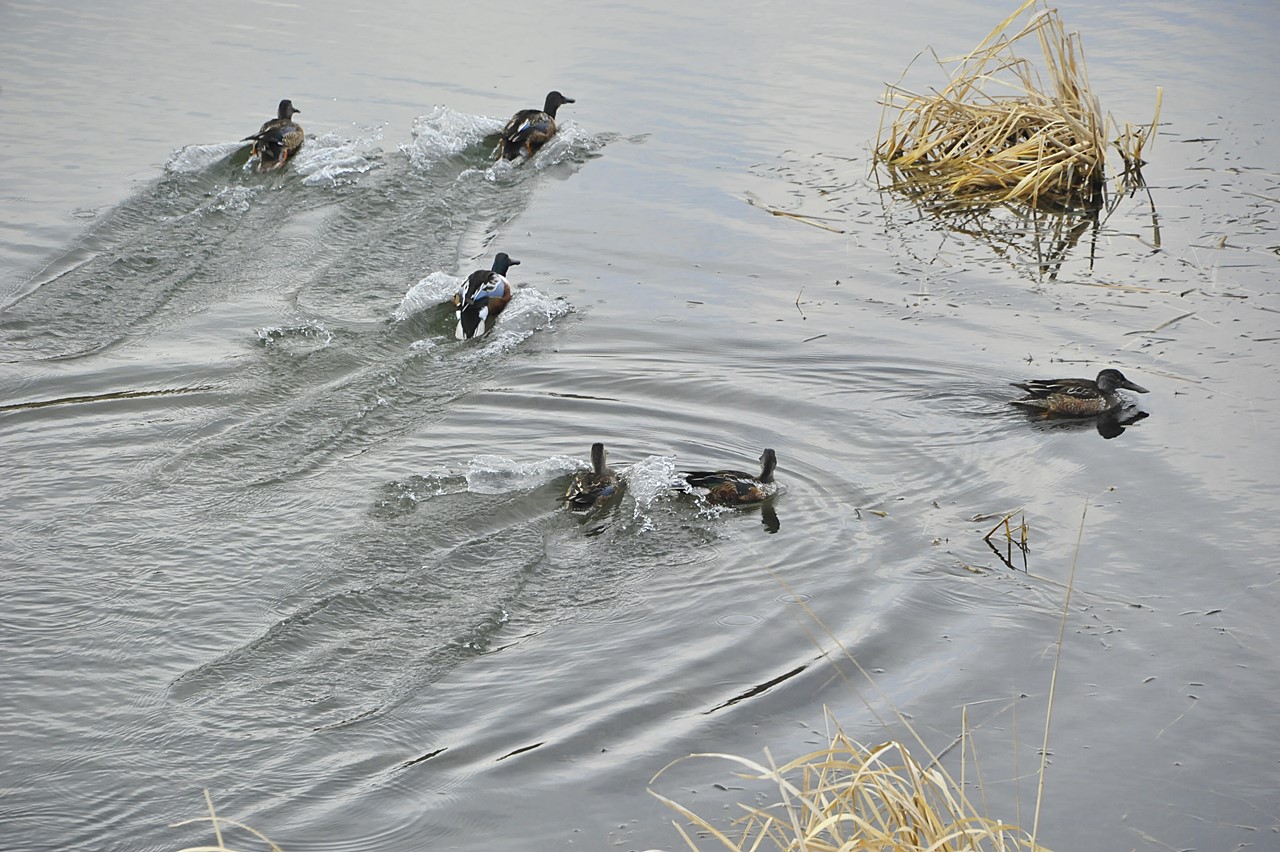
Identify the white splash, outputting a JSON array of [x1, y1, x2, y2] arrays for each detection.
[[401, 106, 505, 169], [394, 271, 461, 321], [623, 455, 680, 509], [291, 128, 384, 186], [257, 319, 334, 353], [464, 454, 583, 495], [522, 120, 597, 171], [201, 185, 259, 215], [164, 142, 245, 174]]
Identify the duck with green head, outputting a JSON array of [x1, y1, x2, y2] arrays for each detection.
[[453, 253, 519, 340], [242, 99, 304, 169], [1009, 368, 1149, 417]]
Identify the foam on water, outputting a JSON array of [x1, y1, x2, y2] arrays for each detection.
[[401, 105, 506, 169], [464, 286, 573, 353], [164, 128, 383, 187], [198, 184, 260, 216], [624, 454, 680, 512], [291, 128, 385, 186], [457, 453, 681, 534], [378, 471, 473, 507], [164, 142, 244, 174], [464, 454, 583, 495], [393, 271, 460, 320], [257, 320, 335, 354]]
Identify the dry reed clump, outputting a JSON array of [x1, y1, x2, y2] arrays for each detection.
[[650, 718, 1045, 852], [875, 0, 1159, 213]]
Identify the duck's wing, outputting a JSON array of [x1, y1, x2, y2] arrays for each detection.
[[455, 271, 510, 307], [276, 121, 304, 151], [243, 117, 283, 142], [1012, 377, 1097, 399], [504, 109, 553, 137], [682, 468, 753, 489], [499, 110, 556, 155], [563, 473, 616, 509], [453, 270, 491, 306]]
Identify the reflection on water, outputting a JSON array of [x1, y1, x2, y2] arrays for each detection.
[[1016, 405, 1151, 440], [984, 533, 1030, 572], [883, 190, 1103, 280], [877, 170, 1164, 281], [761, 500, 781, 534], [668, 491, 783, 535]]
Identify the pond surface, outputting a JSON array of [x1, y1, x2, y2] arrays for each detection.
[[2, 0, 1278, 849]]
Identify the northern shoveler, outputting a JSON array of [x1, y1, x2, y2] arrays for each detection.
[[563, 442, 618, 510], [242, 99, 304, 169], [496, 91, 575, 161], [680, 448, 778, 505], [1009, 368, 1149, 417], [453, 252, 520, 340]]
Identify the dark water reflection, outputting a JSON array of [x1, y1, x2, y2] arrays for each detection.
[[1016, 405, 1151, 440], [2, 1, 1279, 851]]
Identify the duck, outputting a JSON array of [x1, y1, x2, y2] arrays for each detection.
[[563, 443, 618, 510], [453, 252, 520, 340], [680, 448, 778, 505], [1009, 368, 1149, 417], [242, 99, 304, 169], [496, 91, 575, 161]]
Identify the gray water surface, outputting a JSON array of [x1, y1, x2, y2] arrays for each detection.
[[2, 1, 1278, 850]]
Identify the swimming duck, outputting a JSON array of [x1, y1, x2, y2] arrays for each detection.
[[563, 442, 618, 510], [1009, 368, 1149, 417], [242, 99, 304, 169], [496, 91, 575, 161], [680, 448, 778, 505], [453, 252, 520, 340]]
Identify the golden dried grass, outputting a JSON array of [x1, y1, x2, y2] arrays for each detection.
[[651, 716, 1044, 851], [647, 500, 1093, 851], [876, 0, 1157, 212]]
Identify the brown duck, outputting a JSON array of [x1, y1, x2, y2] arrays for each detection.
[[1009, 368, 1149, 416], [496, 91, 575, 161], [242, 99, 304, 169], [680, 449, 778, 505], [562, 443, 618, 511]]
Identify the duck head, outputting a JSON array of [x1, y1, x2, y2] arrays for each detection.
[[758, 448, 777, 484], [590, 442, 608, 474], [1095, 369, 1148, 394], [492, 252, 520, 276], [543, 91, 575, 116], [277, 99, 301, 120]]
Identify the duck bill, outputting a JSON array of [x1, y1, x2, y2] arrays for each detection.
[[1121, 379, 1150, 393]]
